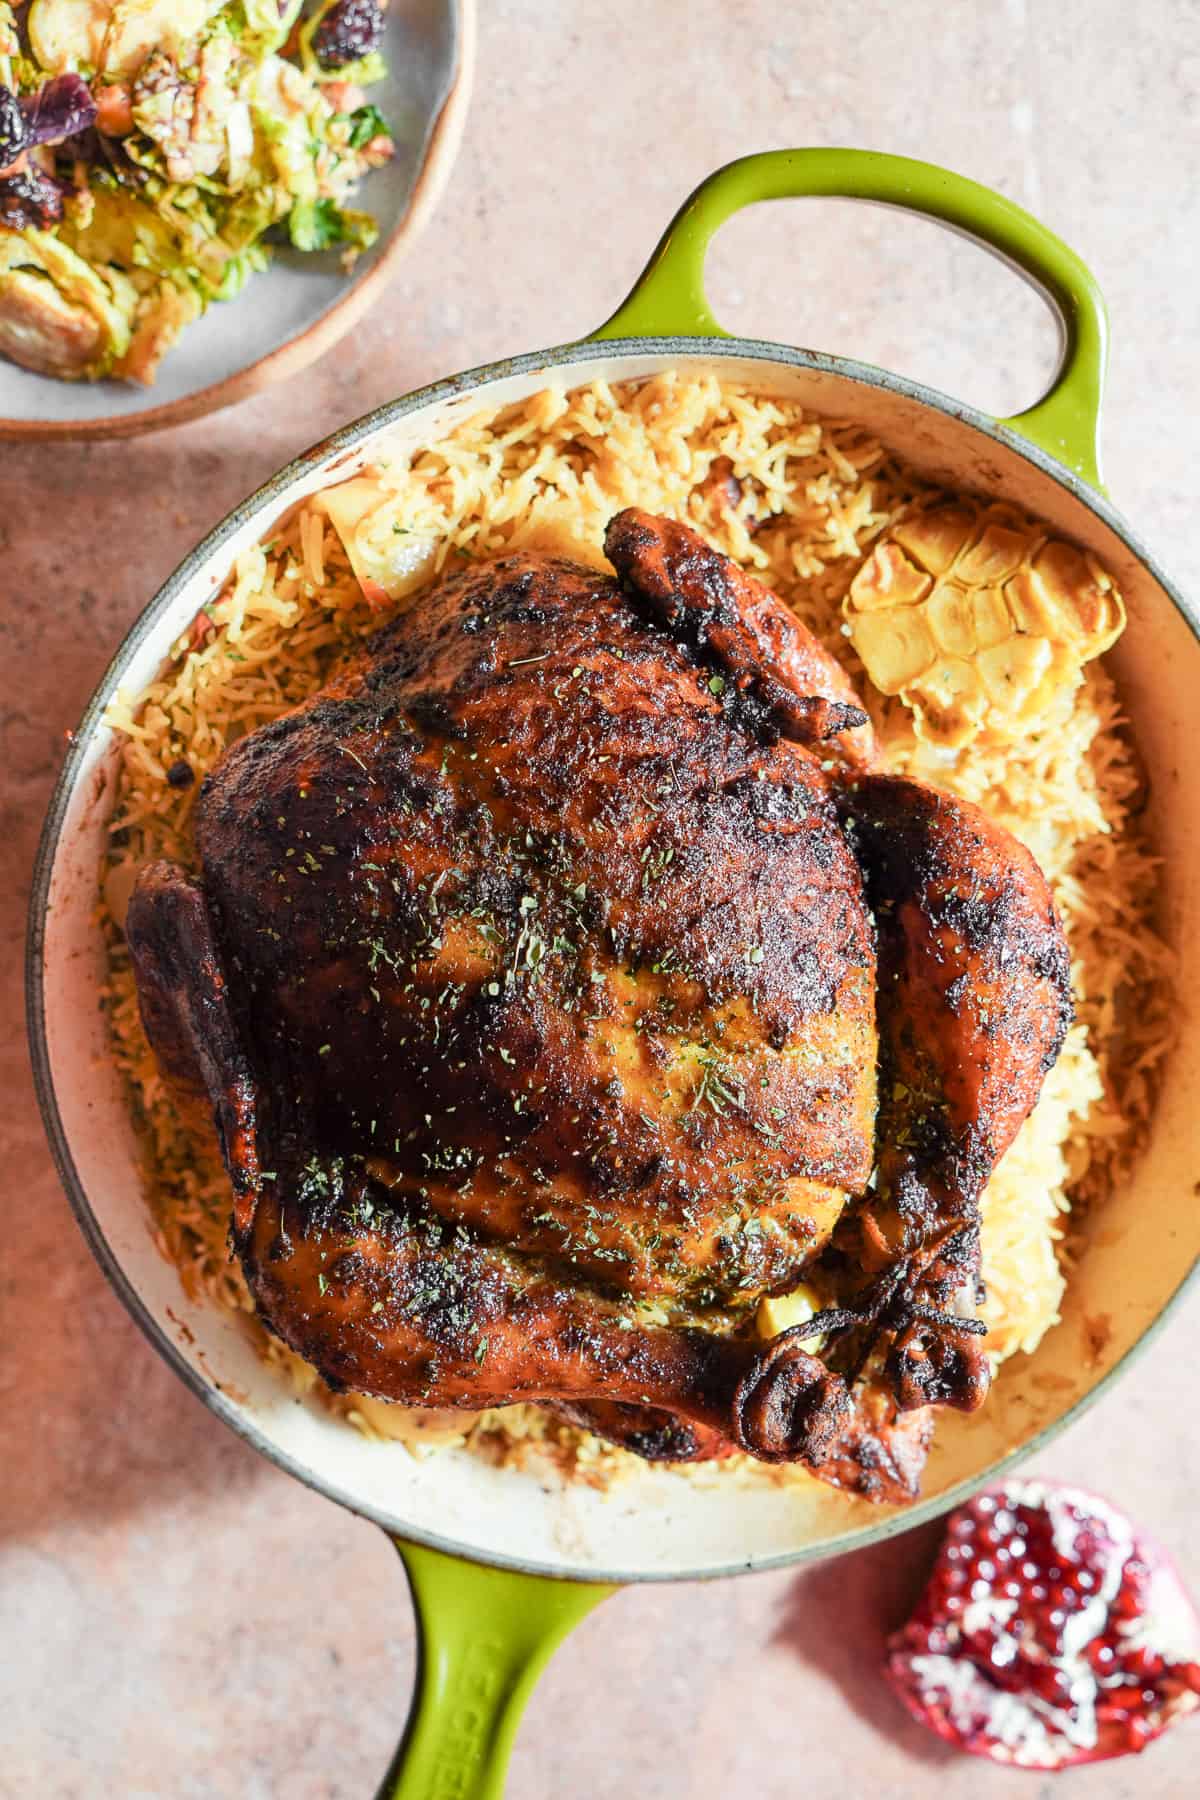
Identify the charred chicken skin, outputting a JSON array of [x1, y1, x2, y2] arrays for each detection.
[[127, 508, 1072, 1502]]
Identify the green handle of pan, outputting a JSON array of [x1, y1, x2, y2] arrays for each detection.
[[377, 1539, 615, 1799], [593, 148, 1108, 490]]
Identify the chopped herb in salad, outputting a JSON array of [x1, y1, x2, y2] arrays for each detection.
[[0, 0, 394, 384]]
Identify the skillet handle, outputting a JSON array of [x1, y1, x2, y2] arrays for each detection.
[[376, 1539, 614, 1799], [592, 148, 1108, 491]]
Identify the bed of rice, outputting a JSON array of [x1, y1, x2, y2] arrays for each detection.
[[100, 372, 1174, 1479]]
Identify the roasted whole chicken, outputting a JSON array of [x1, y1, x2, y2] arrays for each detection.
[[127, 508, 1072, 1501]]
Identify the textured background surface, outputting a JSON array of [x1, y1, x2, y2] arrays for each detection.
[[4, 2, 1200, 1794]]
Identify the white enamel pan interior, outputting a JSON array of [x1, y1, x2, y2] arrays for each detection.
[[27, 153, 1200, 1588]]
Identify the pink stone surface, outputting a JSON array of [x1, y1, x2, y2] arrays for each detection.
[[4, 2, 1200, 1794]]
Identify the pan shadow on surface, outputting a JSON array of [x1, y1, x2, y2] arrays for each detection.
[[0, 1165, 280, 1544], [773, 1524, 959, 1769]]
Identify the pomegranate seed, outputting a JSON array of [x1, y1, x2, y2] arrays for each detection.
[[1099, 1685, 1145, 1714]]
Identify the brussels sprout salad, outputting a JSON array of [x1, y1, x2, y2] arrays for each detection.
[[0, 0, 394, 383]]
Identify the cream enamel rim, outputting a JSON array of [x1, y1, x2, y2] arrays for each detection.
[[26, 333, 1200, 1583]]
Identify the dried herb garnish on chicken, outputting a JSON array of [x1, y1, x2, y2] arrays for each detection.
[[125, 512, 1072, 1501]]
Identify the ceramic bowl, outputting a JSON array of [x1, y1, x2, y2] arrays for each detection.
[[0, 0, 474, 441]]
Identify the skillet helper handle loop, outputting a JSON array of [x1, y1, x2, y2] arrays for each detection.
[[378, 1540, 614, 1800], [593, 148, 1108, 491]]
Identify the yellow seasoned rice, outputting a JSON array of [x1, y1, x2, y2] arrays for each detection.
[[99, 373, 1174, 1477]]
